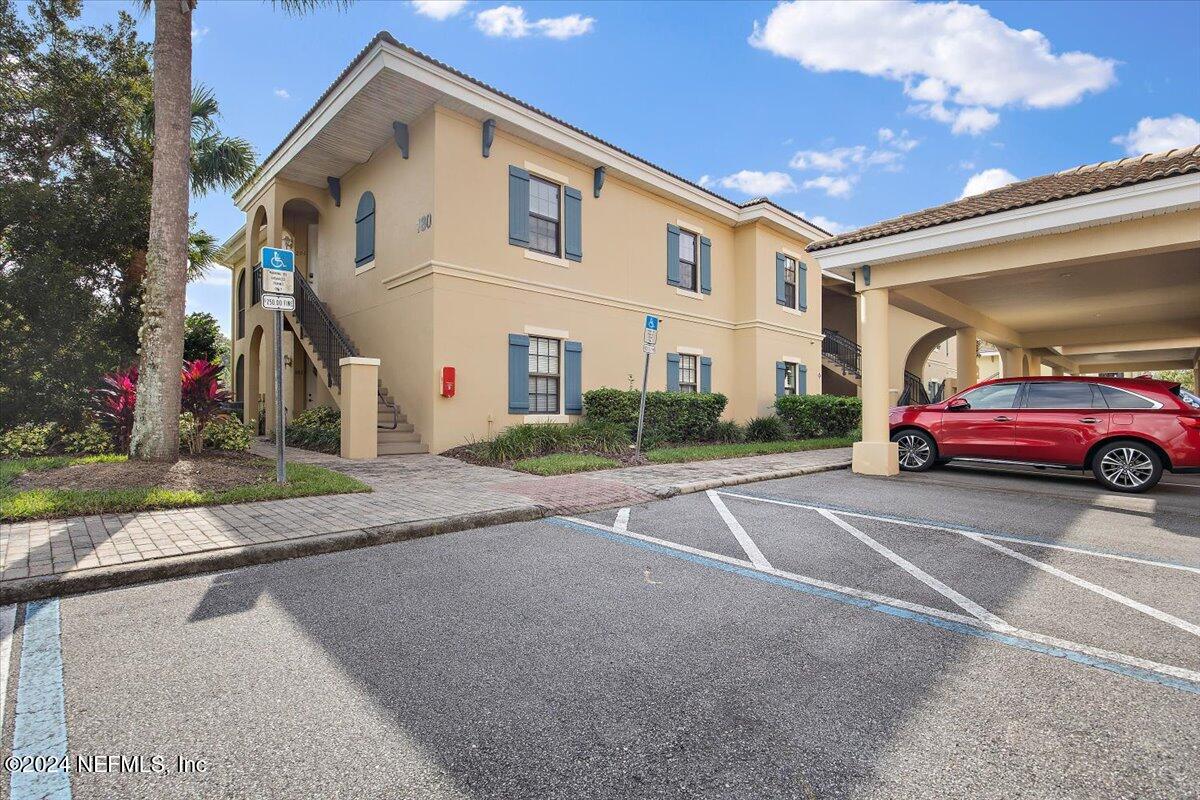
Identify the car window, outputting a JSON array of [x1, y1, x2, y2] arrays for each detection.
[[960, 382, 1021, 410], [1098, 384, 1157, 409], [1023, 382, 1099, 409]]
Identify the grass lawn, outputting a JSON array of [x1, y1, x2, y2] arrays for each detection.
[[511, 453, 620, 476], [645, 437, 856, 464], [1, 454, 369, 522]]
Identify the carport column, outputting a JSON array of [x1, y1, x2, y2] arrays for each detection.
[[955, 327, 978, 390], [1026, 353, 1042, 376], [1193, 357, 1199, 397], [1050, 365, 1064, 377], [339, 357, 380, 460], [853, 288, 899, 476], [1000, 346, 1025, 378]]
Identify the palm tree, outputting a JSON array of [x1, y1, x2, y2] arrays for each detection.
[[130, 1, 347, 462]]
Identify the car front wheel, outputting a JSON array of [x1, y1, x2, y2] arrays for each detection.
[[892, 429, 937, 472], [1092, 440, 1162, 493]]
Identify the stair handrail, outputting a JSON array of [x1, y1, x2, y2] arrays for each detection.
[[821, 328, 861, 377], [290, 271, 359, 388], [899, 370, 931, 406]]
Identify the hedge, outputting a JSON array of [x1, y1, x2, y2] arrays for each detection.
[[774, 395, 861, 438], [584, 388, 727, 445]]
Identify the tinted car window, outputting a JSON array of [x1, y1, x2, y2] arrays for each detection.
[[1098, 384, 1157, 409], [1024, 382, 1099, 409], [960, 383, 1021, 410]]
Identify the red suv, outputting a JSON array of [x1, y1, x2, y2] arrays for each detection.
[[889, 376, 1200, 493]]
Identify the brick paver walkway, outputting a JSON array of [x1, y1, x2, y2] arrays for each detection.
[[0, 445, 849, 591]]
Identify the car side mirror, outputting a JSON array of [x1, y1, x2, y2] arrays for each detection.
[[947, 398, 970, 411]]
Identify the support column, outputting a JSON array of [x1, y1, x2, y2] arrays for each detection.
[[1000, 346, 1025, 378], [1192, 357, 1199, 396], [340, 357, 380, 459], [853, 288, 899, 476], [1026, 353, 1042, 376], [1051, 365, 1064, 377], [955, 327, 978, 391]]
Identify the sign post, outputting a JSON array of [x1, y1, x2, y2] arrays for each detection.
[[261, 246, 295, 484], [634, 315, 659, 457]]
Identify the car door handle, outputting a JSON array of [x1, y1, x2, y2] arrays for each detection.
[[992, 415, 1013, 422], [1079, 417, 1100, 424]]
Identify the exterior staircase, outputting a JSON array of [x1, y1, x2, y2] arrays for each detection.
[[265, 267, 429, 455], [821, 328, 862, 386]]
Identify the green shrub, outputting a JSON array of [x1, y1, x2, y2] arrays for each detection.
[[204, 415, 252, 452], [711, 420, 745, 443], [583, 388, 727, 445], [0, 423, 60, 458], [774, 395, 862, 438], [745, 416, 790, 443], [60, 422, 114, 455], [285, 406, 341, 454], [483, 420, 630, 463]]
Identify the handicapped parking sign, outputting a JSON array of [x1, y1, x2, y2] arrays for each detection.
[[260, 246, 295, 294]]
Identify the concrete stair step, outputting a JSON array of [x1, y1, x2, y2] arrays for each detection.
[[376, 419, 413, 431], [378, 441, 430, 455], [377, 429, 419, 442]]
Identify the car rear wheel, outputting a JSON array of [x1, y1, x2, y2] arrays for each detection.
[[892, 430, 937, 472], [1092, 440, 1162, 493]]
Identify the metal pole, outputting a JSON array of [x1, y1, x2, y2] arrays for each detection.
[[273, 309, 286, 484], [634, 350, 650, 456]]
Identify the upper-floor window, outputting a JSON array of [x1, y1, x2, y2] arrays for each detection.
[[528, 336, 561, 413], [678, 230, 698, 292], [776, 253, 806, 311], [355, 191, 376, 269], [782, 256, 798, 308], [679, 354, 698, 393], [528, 176, 561, 256]]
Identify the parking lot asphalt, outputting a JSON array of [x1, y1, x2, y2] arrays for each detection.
[[1, 464, 1198, 799]]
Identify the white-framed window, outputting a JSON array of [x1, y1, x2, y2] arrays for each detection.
[[679, 354, 698, 393], [528, 176, 561, 257], [783, 362, 801, 395], [782, 256, 798, 309], [678, 229, 698, 291], [528, 336, 560, 413]]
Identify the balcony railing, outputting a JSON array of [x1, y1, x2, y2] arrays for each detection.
[[821, 328, 861, 378]]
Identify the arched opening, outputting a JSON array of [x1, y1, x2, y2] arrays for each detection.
[[236, 270, 246, 339], [245, 325, 265, 432], [903, 326, 957, 402], [281, 198, 321, 294], [234, 354, 245, 402], [250, 205, 268, 306]]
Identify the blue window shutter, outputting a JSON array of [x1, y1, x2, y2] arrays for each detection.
[[666, 225, 681, 286], [564, 187, 583, 262], [507, 334, 530, 414], [699, 236, 712, 295], [666, 353, 681, 391], [776, 361, 786, 398], [799, 364, 808, 395], [700, 357, 712, 394], [775, 253, 787, 305], [798, 261, 808, 311], [508, 166, 530, 246], [564, 340, 583, 414], [355, 192, 376, 267]]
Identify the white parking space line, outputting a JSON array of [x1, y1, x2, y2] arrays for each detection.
[[965, 534, 1200, 639], [718, 492, 1200, 576], [555, 516, 1200, 690], [706, 490, 772, 570], [0, 604, 14, 745], [818, 509, 1007, 627], [614, 508, 630, 532]]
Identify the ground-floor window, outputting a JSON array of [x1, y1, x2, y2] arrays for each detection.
[[783, 362, 800, 395], [528, 335, 560, 413], [679, 354, 698, 393]]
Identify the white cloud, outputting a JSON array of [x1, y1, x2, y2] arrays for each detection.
[[475, 5, 594, 39], [190, 26, 209, 41], [708, 170, 797, 196], [803, 175, 856, 198], [878, 127, 919, 151], [790, 146, 866, 172], [959, 168, 1018, 199], [796, 212, 852, 234], [751, 1, 1115, 133], [1111, 114, 1200, 156], [411, 0, 468, 20], [789, 130, 917, 181], [273, 88, 290, 99]]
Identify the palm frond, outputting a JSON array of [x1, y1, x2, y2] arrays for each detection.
[[271, 0, 354, 17], [190, 133, 256, 196], [187, 223, 218, 282]]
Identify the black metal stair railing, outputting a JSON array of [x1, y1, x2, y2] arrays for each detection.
[[821, 328, 861, 378], [899, 370, 931, 406], [290, 271, 359, 389]]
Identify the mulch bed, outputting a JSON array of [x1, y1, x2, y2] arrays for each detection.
[[14, 452, 273, 493], [442, 443, 650, 470]]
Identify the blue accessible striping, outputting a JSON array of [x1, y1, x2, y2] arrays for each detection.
[[10, 598, 72, 800]]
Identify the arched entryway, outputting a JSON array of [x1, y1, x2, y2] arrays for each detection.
[[245, 325, 265, 434]]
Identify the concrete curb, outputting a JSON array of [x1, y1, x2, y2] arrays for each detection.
[[652, 460, 851, 498], [0, 505, 547, 605]]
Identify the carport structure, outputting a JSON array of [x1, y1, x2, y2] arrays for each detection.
[[810, 146, 1200, 476]]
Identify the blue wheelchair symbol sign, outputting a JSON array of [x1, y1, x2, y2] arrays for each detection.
[[261, 247, 294, 273], [644, 315, 659, 331]]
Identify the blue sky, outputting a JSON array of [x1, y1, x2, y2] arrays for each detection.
[[77, 0, 1200, 334]]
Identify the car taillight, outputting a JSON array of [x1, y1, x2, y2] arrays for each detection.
[[1181, 416, 1200, 429]]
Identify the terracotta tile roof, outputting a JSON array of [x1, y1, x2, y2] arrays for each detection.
[[806, 145, 1200, 252], [239, 31, 829, 237]]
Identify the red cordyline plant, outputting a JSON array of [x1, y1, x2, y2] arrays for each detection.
[[90, 366, 139, 454], [180, 359, 231, 454]]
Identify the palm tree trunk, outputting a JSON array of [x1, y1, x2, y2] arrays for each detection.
[[130, 0, 193, 462]]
